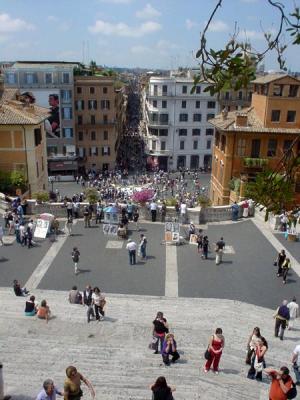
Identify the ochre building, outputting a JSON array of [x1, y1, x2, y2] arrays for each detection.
[[0, 83, 49, 194], [209, 74, 300, 206]]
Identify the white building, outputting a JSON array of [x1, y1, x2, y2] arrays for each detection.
[[144, 70, 219, 171]]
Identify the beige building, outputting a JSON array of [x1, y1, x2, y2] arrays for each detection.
[[74, 76, 125, 172], [0, 80, 49, 194]]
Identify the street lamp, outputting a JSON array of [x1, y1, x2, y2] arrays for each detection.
[[49, 176, 55, 192]]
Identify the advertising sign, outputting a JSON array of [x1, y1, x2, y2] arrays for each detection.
[[22, 90, 61, 138], [34, 219, 50, 239], [103, 224, 118, 236]]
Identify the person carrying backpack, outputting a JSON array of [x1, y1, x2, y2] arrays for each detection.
[[71, 247, 80, 275]]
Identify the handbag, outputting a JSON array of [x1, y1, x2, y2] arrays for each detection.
[[149, 336, 158, 350], [273, 261, 278, 266], [287, 382, 297, 399], [254, 356, 263, 372], [204, 348, 211, 360]]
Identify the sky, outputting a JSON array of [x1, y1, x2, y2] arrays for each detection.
[[1, 0, 300, 71]]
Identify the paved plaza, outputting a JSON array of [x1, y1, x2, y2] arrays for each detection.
[[1, 217, 299, 309]]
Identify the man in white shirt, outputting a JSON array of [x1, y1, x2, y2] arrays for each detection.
[[126, 239, 137, 265], [180, 202, 187, 224], [150, 201, 157, 222], [292, 344, 300, 385], [288, 297, 299, 330]]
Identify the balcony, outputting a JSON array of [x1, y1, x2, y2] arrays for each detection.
[[147, 92, 174, 98], [146, 149, 172, 156], [243, 158, 268, 169]]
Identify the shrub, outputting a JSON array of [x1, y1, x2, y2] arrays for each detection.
[[33, 191, 49, 203], [84, 188, 99, 204], [198, 195, 211, 208], [165, 197, 178, 207]]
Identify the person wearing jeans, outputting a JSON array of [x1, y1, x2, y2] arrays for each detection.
[[274, 300, 290, 340], [126, 239, 137, 265], [292, 344, 300, 385], [92, 287, 105, 321]]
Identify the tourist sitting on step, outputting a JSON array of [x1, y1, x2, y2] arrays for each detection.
[[37, 299, 51, 323], [117, 223, 127, 239], [68, 286, 82, 304], [162, 333, 180, 366], [24, 295, 38, 316], [36, 379, 63, 400], [13, 279, 29, 296], [150, 376, 175, 400]]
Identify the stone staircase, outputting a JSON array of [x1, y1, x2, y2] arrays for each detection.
[[0, 288, 298, 400]]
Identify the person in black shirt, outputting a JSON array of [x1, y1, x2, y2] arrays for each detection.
[[13, 279, 29, 296], [152, 312, 169, 354], [82, 285, 95, 323], [25, 295, 37, 316], [151, 376, 175, 400], [215, 237, 225, 265]]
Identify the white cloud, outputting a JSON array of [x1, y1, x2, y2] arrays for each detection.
[[238, 28, 276, 41], [59, 22, 72, 32], [185, 19, 198, 30], [136, 4, 161, 19], [47, 15, 59, 22], [88, 20, 161, 37], [130, 45, 151, 54], [0, 13, 34, 33], [98, 0, 132, 3], [207, 19, 229, 32]]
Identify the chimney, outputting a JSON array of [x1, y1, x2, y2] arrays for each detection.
[[235, 112, 248, 127], [221, 107, 228, 120]]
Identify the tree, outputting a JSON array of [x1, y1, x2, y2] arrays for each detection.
[[194, 0, 300, 95], [245, 171, 294, 220], [84, 188, 99, 204]]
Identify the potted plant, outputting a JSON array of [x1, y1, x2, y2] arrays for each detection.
[[33, 191, 49, 204]]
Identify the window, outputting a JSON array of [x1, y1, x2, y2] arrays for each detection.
[[88, 100, 98, 110], [195, 100, 200, 109], [267, 139, 277, 157], [287, 110, 296, 122], [196, 86, 201, 94], [238, 91, 243, 100], [103, 115, 108, 124], [26, 73, 37, 84], [47, 145, 58, 156], [159, 129, 168, 136], [206, 140, 211, 150], [193, 140, 198, 150], [6, 73, 16, 84], [179, 129, 187, 136], [289, 85, 299, 97], [221, 135, 226, 152], [251, 139, 261, 158], [161, 141, 166, 151], [100, 100, 110, 109], [153, 100, 157, 107], [36, 161, 39, 177], [193, 113, 202, 122], [207, 113, 215, 121], [271, 110, 281, 122], [182, 100, 187, 109], [63, 107, 72, 120], [90, 87, 95, 94], [247, 92, 253, 102], [160, 114, 169, 124], [182, 86, 187, 94], [77, 87, 82, 94], [179, 113, 188, 122], [192, 129, 200, 136], [180, 141, 185, 150], [62, 73, 70, 84], [162, 85, 168, 95], [61, 90, 71, 102], [206, 128, 214, 136], [63, 128, 73, 138], [283, 140, 292, 152], [177, 155, 186, 168], [153, 85, 158, 95], [273, 84, 283, 96], [207, 101, 216, 109], [152, 141, 157, 151], [78, 147, 86, 158], [78, 131, 83, 141], [75, 100, 84, 111], [225, 92, 230, 100], [91, 146, 98, 156], [162, 100, 167, 108], [150, 128, 158, 135], [34, 129, 42, 146], [103, 87, 108, 94], [103, 131, 108, 140], [237, 138, 246, 156], [102, 146, 110, 156], [45, 73, 52, 84], [91, 115, 96, 125], [91, 131, 96, 141], [151, 113, 158, 123]]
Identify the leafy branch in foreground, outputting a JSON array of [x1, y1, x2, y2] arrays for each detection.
[[193, 0, 300, 95]]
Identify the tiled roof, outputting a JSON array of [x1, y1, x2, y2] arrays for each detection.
[[252, 74, 300, 84], [0, 88, 18, 102], [209, 107, 300, 134], [0, 97, 49, 125]]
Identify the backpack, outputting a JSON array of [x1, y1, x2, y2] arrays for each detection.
[[287, 381, 297, 399]]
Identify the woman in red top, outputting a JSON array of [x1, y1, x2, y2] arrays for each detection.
[[204, 328, 225, 374]]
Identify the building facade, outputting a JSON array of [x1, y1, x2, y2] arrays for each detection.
[[144, 71, 219, 171], [219, 86, 253, 112], [209, 74, 300, 206], [3, 61, 80, 177], [0, 82, 49, 194], [74, 76, 124, 172]]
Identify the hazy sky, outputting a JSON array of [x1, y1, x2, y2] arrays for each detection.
[[1, 0, 300, 71]]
